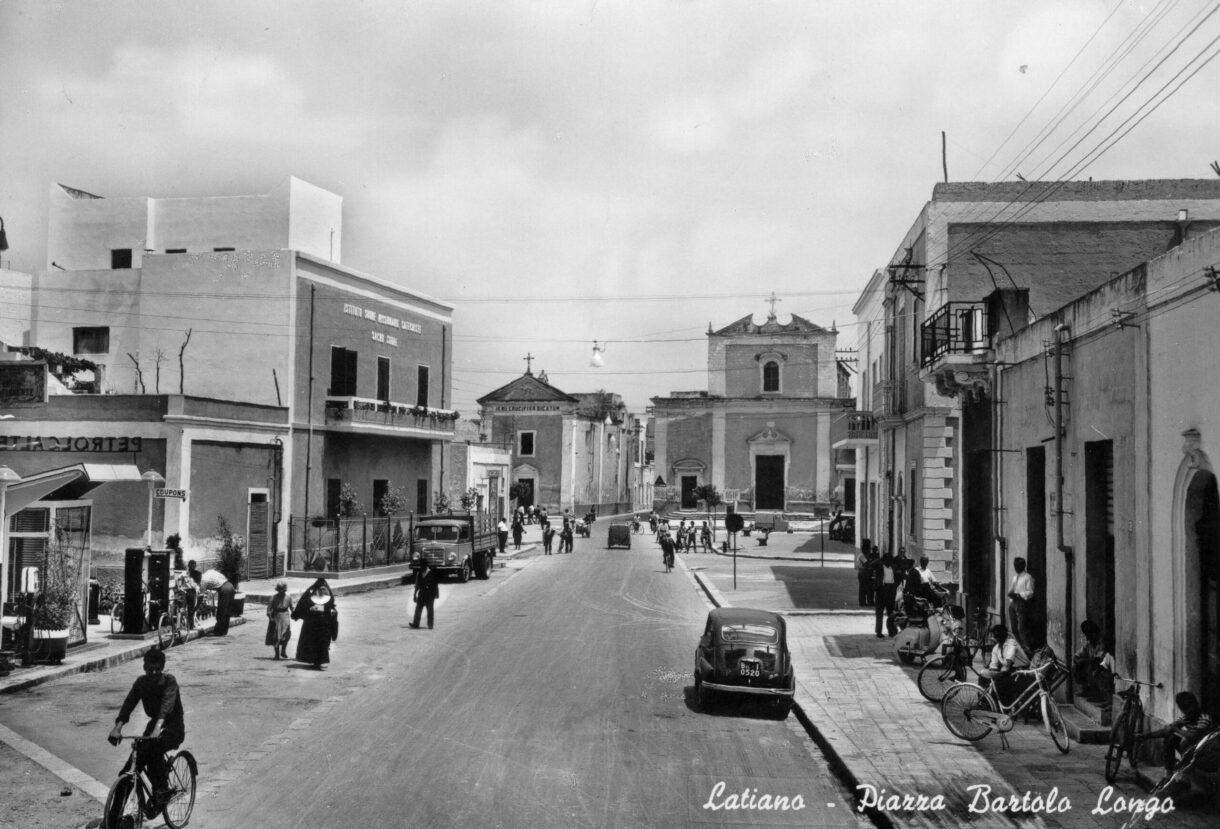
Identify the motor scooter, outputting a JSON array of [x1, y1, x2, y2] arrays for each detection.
[[895, 598, 961, 665]]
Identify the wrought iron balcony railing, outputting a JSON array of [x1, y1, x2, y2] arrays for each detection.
[[920, 301, 990, 368]]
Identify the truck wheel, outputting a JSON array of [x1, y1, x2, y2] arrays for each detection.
[[474, 553, 490, 580], [458, 560, 471, 583]]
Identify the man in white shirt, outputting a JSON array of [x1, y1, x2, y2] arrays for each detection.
[[199, 568, 235, 636], [984, 624, 1031, 705], [1007, 557, 1035, 650]]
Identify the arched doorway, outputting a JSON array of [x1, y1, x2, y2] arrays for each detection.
[[1184, 468, 1220, 716]]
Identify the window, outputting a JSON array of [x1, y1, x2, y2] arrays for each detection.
[[417, 365, 430, 408], [518, 431, 535, 456], [910, 465, 919, 538], [417, 480, 429, 514], [762, 361, 780, 392], [330, 346, 358, 396], [111, 249, 133, 269], [376, 357, 391, 401], [166, 248, 187, 254], [373, 479, 388, 515], [73, 326, 110, 354]]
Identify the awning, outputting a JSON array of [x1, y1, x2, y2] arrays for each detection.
[[3, 462, 143, 516]]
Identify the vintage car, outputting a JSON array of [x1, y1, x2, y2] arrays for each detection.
[[694, 607, 794, 715], [606, 522, 632, 549]]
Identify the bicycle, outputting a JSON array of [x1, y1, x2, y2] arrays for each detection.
[[1120, 728, 1220, 829], [940, 658, 1071, 753], [102, 735, 196, 829], [156, 590, 191, 650], [195, 588, 216, 623], [916, 631, 991, 703], [1104, 675, 1161, 784], [663, 548, 674, 573]]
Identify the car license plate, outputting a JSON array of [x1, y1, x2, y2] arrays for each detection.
[[739, 662, 760, 678]]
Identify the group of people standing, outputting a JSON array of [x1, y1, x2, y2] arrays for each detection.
[[651, 514, 713, 552], [855, 542, 948, 638]]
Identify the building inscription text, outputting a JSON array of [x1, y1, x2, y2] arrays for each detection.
[[0, 436, 144, 453]]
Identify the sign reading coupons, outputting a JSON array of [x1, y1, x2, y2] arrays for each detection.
[[155, 488, 188, 500]]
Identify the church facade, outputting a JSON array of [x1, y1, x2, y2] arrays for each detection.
[[650, 306, 852, 515], [476, 370, 638, 515]]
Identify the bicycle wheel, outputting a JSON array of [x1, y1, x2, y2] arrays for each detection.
[[156, 613, 174, 650], [941, 683, 996, 742], [162, 751, 196, 828], [103, 775, 144, 829], [172, 609, 187, 646], [110, 601, 125, 635], [1042, 694, 1071, 754], [1105, 708, 1132, 783], [917, 656, 963, 703]]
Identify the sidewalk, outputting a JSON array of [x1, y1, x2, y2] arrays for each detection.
[[685, 536, 1203, 829], [0, 537, 540, 697]]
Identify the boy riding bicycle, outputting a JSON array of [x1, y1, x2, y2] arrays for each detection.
[[108, 648, 185, 810]]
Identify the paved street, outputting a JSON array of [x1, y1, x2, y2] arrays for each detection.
[[0, 525, 866, 829]]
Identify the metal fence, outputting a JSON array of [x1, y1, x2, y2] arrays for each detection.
[[287, 513, 413, 574]]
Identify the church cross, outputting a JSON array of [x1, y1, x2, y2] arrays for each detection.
[[523, 352, 534, 374], [766, 292, 782, 319]]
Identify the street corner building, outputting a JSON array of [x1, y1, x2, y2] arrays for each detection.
[[849, 177, 1220, 733], [476, 369, 648, 516], [0, 177, 455, 611], [649, 302, 853, 521]]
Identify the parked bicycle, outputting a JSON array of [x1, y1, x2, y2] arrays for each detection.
[[155, 589, 191, 650], [102, 735, 196, 829], [194, 588, 216, 623], [1120, 727, 1220, 829], [940, 658, 1071, 753], [916, 631, 991, 703], [1104, 675, 1162, 784], [109, 582, 149, 636]]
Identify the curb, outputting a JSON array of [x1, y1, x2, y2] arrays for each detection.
[[0, 617, 245, 696]]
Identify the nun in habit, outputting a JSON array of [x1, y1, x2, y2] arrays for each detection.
[[292, 578, 338, 670]]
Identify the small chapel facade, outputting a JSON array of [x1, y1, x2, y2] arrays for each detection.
[[650, 302, 851, 515]]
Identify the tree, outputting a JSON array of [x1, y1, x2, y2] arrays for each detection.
[[693, 484, 723, 540]]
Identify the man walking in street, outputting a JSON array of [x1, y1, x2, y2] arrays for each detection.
[[1007, 556, 1035, 650], [200, 566, 235, 636], [410, 560, 439, 629]]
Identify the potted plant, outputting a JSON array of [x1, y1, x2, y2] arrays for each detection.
[[216, 515, 246, 616], [33, 523, 83, 663]]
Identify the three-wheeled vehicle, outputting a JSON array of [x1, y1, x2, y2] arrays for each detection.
[[606, 523, 632, 549]]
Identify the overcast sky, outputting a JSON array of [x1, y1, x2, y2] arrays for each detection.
[[3, 0, 1219, 416]]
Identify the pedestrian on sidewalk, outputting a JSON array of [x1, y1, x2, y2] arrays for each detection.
[[701, 521, 713, 552], [265, 580, 294, 660], [543, 524, 555, 555], [108, 648, 185, 815], [855, 544, 871, 606], [1007, 556, 1035, 651], [497, 518, 509, 554], [871, 552, 897, 638], [200, 566, 235, 636], [562, 521, 575, 553], [411, 560, 439, 629], [292, 579, 338, 669], [512, 516, 524, 550]]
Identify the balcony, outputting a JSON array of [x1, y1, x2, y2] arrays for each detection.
[[324, 396, 457, 438], [919, 301, 993, 398], [831, 411, 878, 448]]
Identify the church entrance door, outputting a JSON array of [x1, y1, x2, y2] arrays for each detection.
[[681, 476, 698, 510], [755, 456, 785, 510]]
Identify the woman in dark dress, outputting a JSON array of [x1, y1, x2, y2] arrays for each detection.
[[292, 578, 338, 670]]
